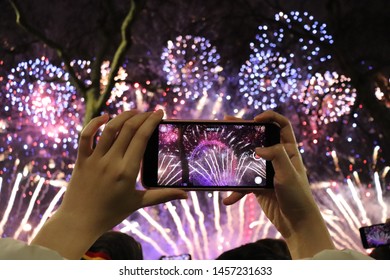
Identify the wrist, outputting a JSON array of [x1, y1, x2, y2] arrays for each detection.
[[31, 208, 103, 259], [284, 211, 335, 259]]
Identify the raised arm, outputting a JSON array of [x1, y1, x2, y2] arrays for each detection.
[[224, 111, 335, 259], [31, 110, 187, 259]]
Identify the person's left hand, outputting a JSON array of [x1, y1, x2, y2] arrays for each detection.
[[31, 110, 187, 259], [60, 110, 188, 233]]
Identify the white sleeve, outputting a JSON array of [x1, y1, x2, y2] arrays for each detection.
[[310, 249, 374, 260], [0, 238, 64, 260]]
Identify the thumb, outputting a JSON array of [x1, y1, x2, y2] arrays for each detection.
[[222, 191, 247, 205], [139, 189, 188, 208], [223, 115, 241, 121], [255, 144, 296, 180]]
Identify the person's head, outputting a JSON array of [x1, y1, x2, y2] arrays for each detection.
[[254, 238, 292, 259], [216, 238, 292, 260], [369, 245, 390, 260], [83, 231, 143, 260]]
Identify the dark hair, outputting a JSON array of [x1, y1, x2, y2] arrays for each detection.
[[369, 245, 390, 260], [84, 231, 143, 260], [216, 238, 291, 260]]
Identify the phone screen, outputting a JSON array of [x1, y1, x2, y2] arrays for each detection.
[[159, 254, 192, 260], [359, 223, 390, 249], [142, 121, 279, 190]]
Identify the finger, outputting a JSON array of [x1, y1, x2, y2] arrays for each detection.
[[94, 110, 140, 156], [108, 112, 153, 158], [224, 115, 241, 121], [138, 189, 188, 208], [222, 191, 247, 205], [255, 144, 297, 183], [283, 143, 306, 173], [123, 110, 164, 171], [78, 114, 109, 159], [254, 110, 297, 144]]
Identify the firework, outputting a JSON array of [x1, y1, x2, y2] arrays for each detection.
[[161, 35, 223, 118], [156, 124, 267, 187], [4, 57, 84, 145], [298, 71, 357, 125], [0, 10, 389, 260], [238, 11, 334, 114]]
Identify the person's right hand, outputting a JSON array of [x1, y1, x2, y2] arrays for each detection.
[[223, 111, 335, 259]]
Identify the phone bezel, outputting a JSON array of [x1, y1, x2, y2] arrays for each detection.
[[141, 120, 280, 191], [359, 223, 390, 249]]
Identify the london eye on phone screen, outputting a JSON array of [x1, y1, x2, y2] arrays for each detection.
[[156, 123, 269, 188]]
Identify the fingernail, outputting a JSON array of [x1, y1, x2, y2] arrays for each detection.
[[253, 152, 262, 160], [180, 192, 189, 199], [255, 147, 264, 154], [99, 113, 110, 121], [154, 109, 164, 116]]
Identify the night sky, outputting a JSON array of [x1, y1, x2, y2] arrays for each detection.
[[0, 0, 389, 259]]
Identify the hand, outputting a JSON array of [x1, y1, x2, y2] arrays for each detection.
[[60, 110, 187, 231], [31, 110, 187, 259], [223, 111, 334, 259]]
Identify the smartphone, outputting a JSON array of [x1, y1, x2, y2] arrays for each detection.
[[159, 254, 192, 260], [359, 223, 390, 249], [141, 120, 280, 190]]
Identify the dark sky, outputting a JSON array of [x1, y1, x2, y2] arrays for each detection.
[[1, 0, 390, 160], [2, 0, 390, 75]]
